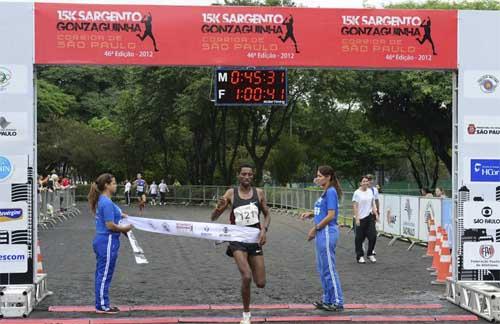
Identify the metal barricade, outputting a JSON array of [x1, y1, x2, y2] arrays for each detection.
[[38, 187, 80, 230]]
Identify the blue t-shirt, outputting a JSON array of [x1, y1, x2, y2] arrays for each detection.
[[95, 195, 122, 235], [314, 187, 339, 227]]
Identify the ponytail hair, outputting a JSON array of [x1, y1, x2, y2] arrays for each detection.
[[88, 173, 115, 215], [318, 165, 343, 199]]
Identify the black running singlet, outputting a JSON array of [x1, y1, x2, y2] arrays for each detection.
[[230, 187, 261, 229]]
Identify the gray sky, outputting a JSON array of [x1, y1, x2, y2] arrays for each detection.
[[29, 0, 432, 8]]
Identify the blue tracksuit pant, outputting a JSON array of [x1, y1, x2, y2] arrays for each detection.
[[93, 234, 120, 310], [315, 225, 344, 306]]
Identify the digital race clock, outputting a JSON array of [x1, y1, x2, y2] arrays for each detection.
[[215, 68, 287, 106]]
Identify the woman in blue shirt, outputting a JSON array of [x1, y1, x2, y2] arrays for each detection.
[[301, 165, 344, 312], [88, 173, 132, 314]]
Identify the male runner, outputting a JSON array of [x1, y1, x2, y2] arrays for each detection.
[[211, 163, 270, 324], [134, 173, 147, 215]]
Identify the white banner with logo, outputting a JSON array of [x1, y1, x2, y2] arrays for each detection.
[[464, 116, 500, 144], [0, 245, 28, 273], [464, 201, 500, 229], [121, 216, 261, 243], [400, 196, 419, 239], [0, 112, 28, 143], [418, 198, 442, 242], [464, 70, 500, 99], [0, 202, 28, 231], [382, 195, 400, 236], [463, 242, 500, 270], [0, 155, 28, 184], [376, 194, 384, 233]]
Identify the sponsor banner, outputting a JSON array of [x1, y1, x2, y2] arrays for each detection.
[[464, 201, 500, 229], [382, 195, 400, 236], [376, 194, 384, 233], [469, 158, 500, 182], [441, 198, 453, 249], [0, 244, 28, 273], [463, 242, 500, 270], [0, 65, 29, 95], [0, 202, 28, 231], [400, 196, 419, 239], [464, 71, 500, 98], [0, 112, 28, 143], [464, 116, 500, 144], [418, 198, 442, 242], [0, 155, 28, 184], [121, 216, 260, 243], [35, 4, 457, 69]]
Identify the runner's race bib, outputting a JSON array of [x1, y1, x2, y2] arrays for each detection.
[[233, 203, 259, 226]]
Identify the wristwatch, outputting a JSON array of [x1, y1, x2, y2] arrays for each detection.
[[315, 225, 321, 231]]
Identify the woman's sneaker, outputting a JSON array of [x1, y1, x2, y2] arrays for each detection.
[[313, 301, 325, 309], [368, 255, 377, 263], [96, 306, 120, 314], [357, 256, 366, 264]]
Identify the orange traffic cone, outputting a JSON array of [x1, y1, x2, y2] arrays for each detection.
[[432, 233, 452, 285], [37, 240, 45, 274], [425, 219, 436, 257], [428, 227, 443, 271]]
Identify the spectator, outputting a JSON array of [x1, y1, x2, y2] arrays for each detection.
[[435, 187, 447, 198], [159, 179, 169, 206], [352, 175, 378, 264], [421, 187, 433, 198], [149, 181, 158, 206], [124, 179, 131, 206]]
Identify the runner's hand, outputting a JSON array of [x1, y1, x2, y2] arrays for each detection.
[[259, 231, 267, 246], [216, 196, 227, 211], [356, 218, 361, 226]]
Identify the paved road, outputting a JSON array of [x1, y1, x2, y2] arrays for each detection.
[[33, 203, 482, 323]]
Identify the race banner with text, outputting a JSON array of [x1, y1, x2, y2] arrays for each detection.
[[35, 4, 457, 69]]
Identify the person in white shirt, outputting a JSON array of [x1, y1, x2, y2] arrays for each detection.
[[124, 180, 131, 206], [149, 181, 158, 206], [352, 175, 379, 264], [159, 179, 169, 206]]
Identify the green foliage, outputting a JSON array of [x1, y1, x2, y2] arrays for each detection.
[[268, 135, 306, 185]]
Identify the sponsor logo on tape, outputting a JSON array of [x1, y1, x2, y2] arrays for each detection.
[[176, 223, 193, 233]]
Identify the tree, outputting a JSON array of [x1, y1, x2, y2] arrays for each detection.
[[268, 135, 305, 185]]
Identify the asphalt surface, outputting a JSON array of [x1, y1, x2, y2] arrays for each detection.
[[33, 202, 483, 323]]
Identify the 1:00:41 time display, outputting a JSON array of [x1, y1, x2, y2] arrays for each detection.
[[235, 87, 286, 102]]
